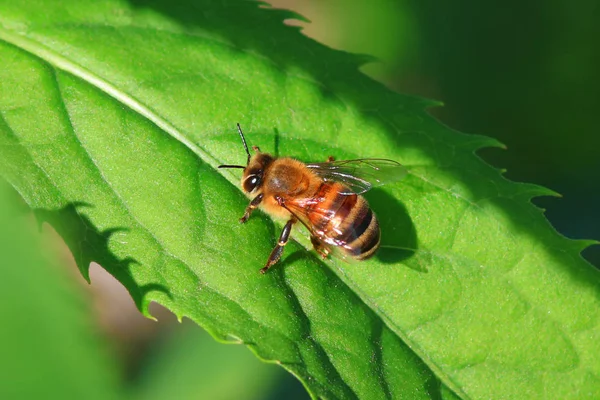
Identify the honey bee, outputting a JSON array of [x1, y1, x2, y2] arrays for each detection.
[[219, 124, 407, 274]]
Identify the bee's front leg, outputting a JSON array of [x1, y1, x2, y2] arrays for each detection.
[[240, 193, 263, 223], [260, 217, 297, 274]]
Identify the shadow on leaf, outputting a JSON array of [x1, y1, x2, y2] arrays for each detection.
[[365, 188, 420, 267], [33, 202, 170, 311]]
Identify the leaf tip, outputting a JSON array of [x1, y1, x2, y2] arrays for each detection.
[[469, 134, 507, 153], [258, 1, 311, 24], [517, 182, 562, 200], [424, 98, 445, 108], [481, 136, 506, 150], [355, 52, 382, 67], [534, 186, 562, 198], [580, 239, 600, 251], [80, 266, 92, 284], [137, 299, 157, 321]]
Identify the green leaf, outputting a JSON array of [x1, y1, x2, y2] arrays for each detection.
[[0, 183, 120, 400], [0, 1, 598, 399]]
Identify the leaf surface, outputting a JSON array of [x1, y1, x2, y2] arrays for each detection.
[[0, 1, 599, 398]]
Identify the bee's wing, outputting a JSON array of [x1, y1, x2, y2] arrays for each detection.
[[284, 196, 354, 262], [306, 158, 408, 195]]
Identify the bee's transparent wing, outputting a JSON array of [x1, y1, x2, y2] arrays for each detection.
[[306, 158, 408, 195]]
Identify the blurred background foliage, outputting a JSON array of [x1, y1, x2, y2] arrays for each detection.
[[3, 0, 598, 399]]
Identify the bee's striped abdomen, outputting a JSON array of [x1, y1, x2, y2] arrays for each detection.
[[336, 195, 380, 260], [307, 182, 381, 260]]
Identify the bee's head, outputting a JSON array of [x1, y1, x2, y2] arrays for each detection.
[[242, 153, 274, 193], [218, 124, 274, 193]]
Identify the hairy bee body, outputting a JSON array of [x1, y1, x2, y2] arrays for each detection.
[[219, 124, 405, 273], [255, 156, 380, 261]]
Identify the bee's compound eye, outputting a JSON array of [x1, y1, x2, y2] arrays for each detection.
[[244, 174, 261, 192]]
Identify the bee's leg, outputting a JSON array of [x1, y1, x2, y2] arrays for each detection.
[[326, 156, 335, 163], [310, 235, 330, 259], [260, 217, 297, 274], [240, 193, 263, 223]]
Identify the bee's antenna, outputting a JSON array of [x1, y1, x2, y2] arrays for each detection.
[[218, 164, 246, 169], [218, 123, 252, 170], [237, 123, 251, 165]]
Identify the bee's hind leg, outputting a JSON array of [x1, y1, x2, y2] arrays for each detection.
[[260, 217, 297, 274]]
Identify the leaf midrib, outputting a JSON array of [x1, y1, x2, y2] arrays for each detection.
[[0, 23, 469, 399], [0, 26, 222, 170]]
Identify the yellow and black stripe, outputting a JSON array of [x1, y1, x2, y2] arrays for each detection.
[[306, 182, 381, 260]]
